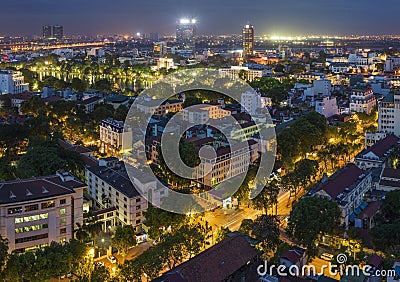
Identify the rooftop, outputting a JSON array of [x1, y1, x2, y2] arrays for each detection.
[[0, 172, 85, 205], [315, 164, 365, 199], [154, 234, 257, 282]]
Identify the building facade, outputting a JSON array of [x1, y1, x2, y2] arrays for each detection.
[[100, 118, 132, 156], [176, 19, 196, 53], [312, 164, 372, 227], [194, 140, 259, 187], [0, 171, 85, 253], [0, 70, 29, 94], [349, 86, 376, 114], [183, 104, 231, 124], [315, 96, 339, 118], [378, 93, 400, 137], [242, 24, 254, 57], [86, 158, 166, 230], [219, 66, 264, 82]]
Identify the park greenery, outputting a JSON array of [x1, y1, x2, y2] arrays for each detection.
[[0, 238, 112, 282], [287, 197, 341, 259]]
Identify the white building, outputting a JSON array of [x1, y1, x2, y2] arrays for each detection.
[[385, 57, 400, 72], [156, 57, 176, 71], [0, 171, 85, 253], [378, 93, 400, 137], [183, 104, 231, 124], [312, 164, 372, 227], [315, 96, 339, 118], [86, 158, 166, 230], [365, 132, 388, 148], [100, 118, 132, 156], [194, 140, 259, 187], [241, 91, 262, 115], [0, 70, 29, 94], [355, 134, 399, 170], [349, 86, 376, 114], [219, 66, 265, 82], [313, 78, 332, 97]]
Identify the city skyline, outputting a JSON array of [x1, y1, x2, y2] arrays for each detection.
[[1, 0, 400, 36]]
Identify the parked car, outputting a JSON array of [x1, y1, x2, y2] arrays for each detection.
[[320, 253, 334, 261], [107, 256, 117, 264]]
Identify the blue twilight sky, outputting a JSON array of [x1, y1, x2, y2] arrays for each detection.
[[0, 0, 399, 36]]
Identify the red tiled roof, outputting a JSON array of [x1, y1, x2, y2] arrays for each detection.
[[317, 164, 364, 199], [364, 134, 399, 158], [379, 179, 400, 188], [158, 234, 257, 282], [77, 96, 102, 105], [382, 168, 400, 179], [43, 96, 62, 103], [281, 250, 302, 264], [367, 254, 383, 269]]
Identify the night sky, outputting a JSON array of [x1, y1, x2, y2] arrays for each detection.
[[1, 0, 399, 36]]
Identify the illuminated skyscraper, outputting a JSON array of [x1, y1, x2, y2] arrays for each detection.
[[42, 25, 52, 39], [53, 25, 63, 40], [242, 24, 254, 57], [176, 18, 196, 54]]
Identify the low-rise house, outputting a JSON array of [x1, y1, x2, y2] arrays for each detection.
[[311, 164, 372, 227], [77, 96, 104, 113], [280, 247, 307, 270], [355, 134, 399, 170], [0, 171, 85, 253], [365, 132, 388, 148]]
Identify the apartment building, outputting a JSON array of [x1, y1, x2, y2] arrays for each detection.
[[100, 118, 132, 156], [183, 104, 231, 124], [194, 140, 259, 187], [315, 96, 339, 118], [378, 93, 400, 137], [86, 158, 166, 230], [137, 99, 183, 116], [0, 70, 29, 94], [0, 171, 85, 253], [349, 86, 376, 114]]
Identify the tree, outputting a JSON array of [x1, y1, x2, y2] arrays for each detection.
[[0, 235, 7, 278], [287, 197, 341, 259], [20, 95, 46, 116], [75, 222, 89, 242], [239, 219, 254, 235], [215, 227, 231, 243], [251, 215, 281, 253], [142, 205, 187, 239], [252, 180, 280, 215], [114, 104, 129, 121], [71, 78, 87, 92], [112, 225, 137, 258], [16, 139, 84, 178], [94, 79, 112, 91]]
